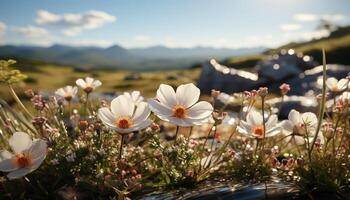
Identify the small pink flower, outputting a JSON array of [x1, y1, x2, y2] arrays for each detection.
[[279, 83, 290, 95]]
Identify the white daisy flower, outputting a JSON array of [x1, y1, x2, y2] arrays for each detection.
[[55, 86, 78, 101], [123, 91, 144, 105], [76, 77, 102, 93], [280, 109, 318, 145], [148, 83, 213, 127], [98, 93, 152, 134], [0, 132, 47, 179], [326, 77, 348, 93], [238, 109, 280, 139]]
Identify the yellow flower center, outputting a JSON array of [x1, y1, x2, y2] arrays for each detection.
[[252, 126, 265, 139], [172, 105, 187, 118], [15, 153, 32, 168], [115, 116, 133, 129]]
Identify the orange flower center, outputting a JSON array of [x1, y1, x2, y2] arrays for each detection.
[[172, 105, 187, 118], [115, 116, 133, 129], [15, 154, 32, 168], [332, 86, 340, 92], [252, 126, 265, 139]]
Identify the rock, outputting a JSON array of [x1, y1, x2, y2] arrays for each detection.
[[268, 64, 350, 95], [266, 96, 318, 119], [197, 59, 263, 95], [124, 72, 142, 80], [255, 49, 318, 82]]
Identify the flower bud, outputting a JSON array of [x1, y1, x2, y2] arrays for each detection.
[[78, 120, 89, 131], [258, 87, 268, 97], [24, 89, 35, 98], [211, 89, 220, 98], [279, 83, 290, 95]]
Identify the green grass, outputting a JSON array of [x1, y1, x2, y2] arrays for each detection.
[[0, 63, 201, 103]]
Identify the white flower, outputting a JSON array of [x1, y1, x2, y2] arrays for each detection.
[[280, 109, 318, 145], [123, 91, 144, 105], [76, 77, 102, 93], [238, 109, 280, 139], [148, 83, 213, 127], [326, 77, 348, 93], [0, 132, 47, 179], [98, 93, 152, 134], [55, 85, 78, 101], [65, 150, 76, 162]]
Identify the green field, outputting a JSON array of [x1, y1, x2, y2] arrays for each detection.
[[0, 63, 201, 103]]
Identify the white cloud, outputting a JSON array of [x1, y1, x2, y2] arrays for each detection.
[[321, 14, 346, 22], [293, 13, 346, 22], [36, 10, 116, 36], [12, 25, 48, 37], [134, 35, 152, 43], [293, 14, 318, 22], [0, 22, 6, 35], [280, 24, 302, 31]]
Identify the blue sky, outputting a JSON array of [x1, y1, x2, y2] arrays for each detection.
[[0, 0, 349, 48]]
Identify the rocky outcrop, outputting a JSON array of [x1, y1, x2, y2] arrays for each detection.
[[197, 49, 350, 96], [197, 59, 265, 95]]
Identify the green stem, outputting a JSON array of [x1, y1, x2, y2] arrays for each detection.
[[8, 84, 32, 118], [310, 49, 327, 156]]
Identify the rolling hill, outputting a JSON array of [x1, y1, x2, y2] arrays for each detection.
[[225, 25, 350, 68], [0, 44, 265, 70]]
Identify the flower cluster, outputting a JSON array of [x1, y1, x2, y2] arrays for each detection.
[[0, 59, 349, 199]]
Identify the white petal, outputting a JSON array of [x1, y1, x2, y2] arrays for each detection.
[[247, 110, 262, 127], [175, 83, 200, 108], [130, 119, 152, 132], [156, 84, 177, 108], [55, 88, 66, 97], [29, 152, 46, 172], [187, 101, 213, 119], [281, 120, 294, 133], [337, 79, 348, 90], [293, 136, 306, 145], [301, 112, 317, 127], [9, 132, 32, 154], [326, 77, 338, 89], [288, 109, 300, 125], [85, 77, 94, 85], [0, 151, 17, 172], [71, 86, 78, 96], [92, 80, 102, 88], [131, 91, 141, 101], [98, 107, 117, 128], [265, 126, 281, 137], [132, 102, 151, 124], [111, 95, 135, 117], [148, 99, 172, 116], [76, 79, 87, 88], [167, 116, 193, 127], [265, 115, 278, 130], [29, 139, 47, 161], [7, 168, 31, 179], [0, 150, 13, 161]]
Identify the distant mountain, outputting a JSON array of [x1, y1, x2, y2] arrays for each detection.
[[129, 45, 265, 59], [0, 43, 266, 70]]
